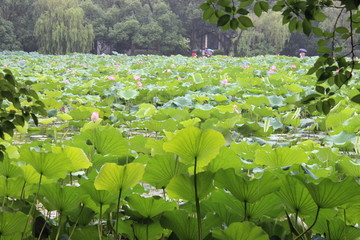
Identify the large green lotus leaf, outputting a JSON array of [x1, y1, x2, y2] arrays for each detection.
[[159, 108, 191, 121], [245, 95, 270, 107], [212, 221, 269, 240], [79, 180, 117, 209], [201, 198, 242, 226], [126, 194, 176, 218], [0, 211, 28, 237], [134, 103, 157, 119], [214, 169, 280, 203], [306, 209, 355, 239], [344, 204, 360, 225], [160, 210, 220, 240], [143, 154, 188, 189], [325, 108, 355, 132], [21, 149, 71, 179], [255, 146, 308, 167], [0, 158, 21, 178], [71, 226, 106, 240], [180, 118, 201, 127], [230, 141, 262, 160], [94, 162, 145, 193], [0, 177, 24, 198], [276, 175, 317, 216], [324, 131, 356, 150], [313, 147, 340, 165], [337, 159, 360, 177], [80, 125, 131, 157], [133, 222, 165, 240], [128, 135, 151, 154], [268, 95, 285, 107], [173, 96, 193, 108], [119, 89, 139, 100], [304, 177, 360, 208], [343, 115, 360, 133], [207, 147, 244, 172], [145, 138, 167, 156], [144, 119, 178, 132], [246, 193, 284, 220], [40, 183, 81, 214], [166, 172, 214, 202], [215, 115, 244, 129], [252, 107, 275, 117], [163, 127, 225, 167], [52, 146, 92, 172], [19, 165, 54, 185]]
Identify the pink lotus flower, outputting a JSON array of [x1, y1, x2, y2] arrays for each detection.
[[242, 65, 250, 69], [134, 76, 141, 80], [71, 70, 77, 74], [105, 64, 110, 67], [3, 64, 8, 67], [91, 111, 99, 121], [290, 65, 297, 69], [62, 79, 69, 83], [18, 60, 24, 63], [115, 64, 120, 67], [138, 61, 143, 64], [220, 79, 229, 85], [165, 69, 172, 73], [108, 76, 116, 80], [267, 69, 275, 74], [178, 77, 182, 80], [335, 69, 340, 74], [83, 64, 88, 68], [271, 65, 277, 70], [136, 81, 143, 87]]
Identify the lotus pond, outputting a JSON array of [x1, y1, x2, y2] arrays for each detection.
[[1, 51, 360, 240]]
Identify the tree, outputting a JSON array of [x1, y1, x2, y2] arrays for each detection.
[[0, 0, 38, 51], [200, 0, 360, 114], [232, 11, 290, 57], [0, 17, 21, 51], [34, 0, 94, 54]]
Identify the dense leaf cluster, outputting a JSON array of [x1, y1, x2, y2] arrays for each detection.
[[201, 0, 360, 113], [0, 69, 46, 160]]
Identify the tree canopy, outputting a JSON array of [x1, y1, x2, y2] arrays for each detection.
[[200, 0, 360, 113]]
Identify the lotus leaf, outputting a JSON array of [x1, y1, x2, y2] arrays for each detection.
[[163, 127, 225, 167], [255, 146, 308, 167], [94, 162, 145, 193], [212, 221, 269, 240], [166, 172, 214, 202], [143, 153, 187, 189]]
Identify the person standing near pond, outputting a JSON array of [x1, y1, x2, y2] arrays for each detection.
[[299, 48, 307, 58]]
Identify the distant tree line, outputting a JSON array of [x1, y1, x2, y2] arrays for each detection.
[[0, 0, 355, 57]]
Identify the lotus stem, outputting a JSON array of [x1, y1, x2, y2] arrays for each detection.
[[37, 218, 48, 240], [98, 203, 103, 240], [55, 211, 63, 240], [22, 173, 43, 240], [193, 156, 202, 240], [69, 204, 85, 239], [115, 188, 123, 238], [295, 206, 320, 240], [162, 187, 166, 199], [20, 181, 26, 200]]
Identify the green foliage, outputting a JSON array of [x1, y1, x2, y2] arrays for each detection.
[[201, 0, 360, 114], [1, 52, 360, 239], [0, 69, 46, 160], [34, 0, 94, 54]]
